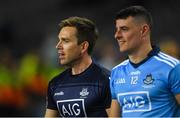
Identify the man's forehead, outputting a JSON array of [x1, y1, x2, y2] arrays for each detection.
[[116, 16, 145, 26], [59, 27, 77, 36], [116, 16, 135, 22], [115, 17, 135, 26]]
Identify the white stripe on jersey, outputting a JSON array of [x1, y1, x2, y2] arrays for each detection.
[[112, 59, 129, 70], [157, 53, 177, 66], [159, 52, 179, 64], [154, 56, 175, 68]]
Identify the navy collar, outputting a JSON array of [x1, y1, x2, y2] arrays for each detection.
[[129, 46, 160, 68]]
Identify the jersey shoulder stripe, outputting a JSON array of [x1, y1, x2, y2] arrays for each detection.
[[112, 59, 129, 70], [154, 55, 176, 68], [158, 52, 179, 65]]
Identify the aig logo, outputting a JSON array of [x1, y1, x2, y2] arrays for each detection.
[[118, 91, 151, 113], [57, 99, 87, 117]]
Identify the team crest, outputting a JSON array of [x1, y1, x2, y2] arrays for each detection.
[[143, 74, 154, 85], [80, 88, 89, 98]]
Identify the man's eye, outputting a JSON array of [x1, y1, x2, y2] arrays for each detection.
[[62, 39, 69, 43], [121, 27, 128, 31], [64, 40, 69, 42]]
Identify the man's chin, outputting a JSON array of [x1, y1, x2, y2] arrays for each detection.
[[60, 61, 71, 67], [60, 62, 66, 65], [120, 48, 128, 53], [59, 60, 66, 65]]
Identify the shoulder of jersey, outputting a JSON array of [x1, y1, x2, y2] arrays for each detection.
[[153, 51, 180, 68], [112, 59, 129, 70], [49, 69, 70, 84], [94, 63, 111, 77]]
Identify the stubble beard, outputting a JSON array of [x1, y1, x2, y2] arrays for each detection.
[[60, 52, 82, 68]]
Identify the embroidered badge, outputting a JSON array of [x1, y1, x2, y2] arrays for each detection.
[[143, 74, 154, 85], [80, 88, 89, 97]]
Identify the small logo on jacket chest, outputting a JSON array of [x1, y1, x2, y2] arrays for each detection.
[[142, 74, 155, 88], [80, 88, 89, 98], [115, 78, 126, 84], [143, 74, 154, 85]]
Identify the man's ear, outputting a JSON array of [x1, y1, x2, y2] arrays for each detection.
[[80, 41, 89, 54], [141, 24, 149, 36]]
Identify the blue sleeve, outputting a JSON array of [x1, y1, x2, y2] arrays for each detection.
[[110, 72, 117, 99], [46, 82, 58, 110], [101, 76, 112, 108], [168, 64, 180, 95]]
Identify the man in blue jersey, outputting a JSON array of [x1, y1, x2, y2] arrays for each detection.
[[109, 6, 180, 117], [44, 16, 111, 117]]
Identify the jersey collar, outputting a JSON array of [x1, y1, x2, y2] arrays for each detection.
[[129, 46, 160, 68]]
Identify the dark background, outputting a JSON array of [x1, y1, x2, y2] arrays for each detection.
[[1, 0, 180, 57], [0, 0, 179, 116]]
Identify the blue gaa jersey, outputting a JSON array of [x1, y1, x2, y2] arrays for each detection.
[[110, 47, 180, 117], [47, 62, 111, 117]]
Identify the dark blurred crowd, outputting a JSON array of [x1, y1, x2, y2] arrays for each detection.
[[0, 47, 65, 116]]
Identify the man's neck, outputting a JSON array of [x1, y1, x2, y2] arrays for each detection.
[[71, 55, 92, 75], [129, 43, 152, 64]]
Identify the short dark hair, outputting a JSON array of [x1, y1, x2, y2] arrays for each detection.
[[115, 6, 153, 30], [59, 16, 99, 55]]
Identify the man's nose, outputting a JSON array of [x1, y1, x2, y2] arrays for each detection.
[[56, 41, 62, 49], [114, 30, 122, 39]]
